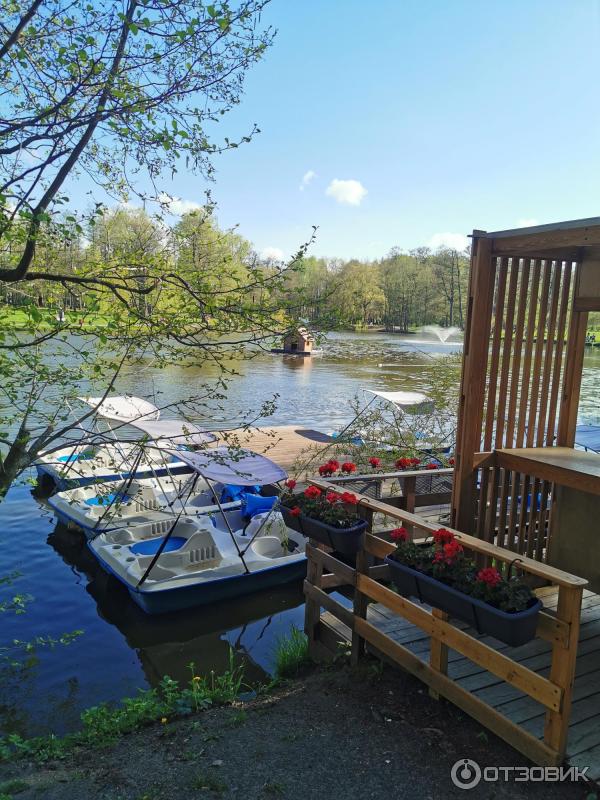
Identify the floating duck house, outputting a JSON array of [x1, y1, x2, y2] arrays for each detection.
[[271, 327, 315, 356]]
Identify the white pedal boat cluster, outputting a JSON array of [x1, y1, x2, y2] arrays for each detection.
[[41, 399, 306, 615]]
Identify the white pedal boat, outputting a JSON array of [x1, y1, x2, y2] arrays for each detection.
[[36, 441, 194, 491], [35, 395, 217, 491], [47, 475, 237, 537], [88, 510, 307, 614]]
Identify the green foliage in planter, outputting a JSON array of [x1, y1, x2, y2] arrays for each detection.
[[389, 527, 536, 613], [281, 483, 362, 530]]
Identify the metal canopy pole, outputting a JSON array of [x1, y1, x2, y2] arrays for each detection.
[[204, 477, 250, 574], [136, 472, 200, 588]]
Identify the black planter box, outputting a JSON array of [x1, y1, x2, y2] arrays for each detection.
[[280, 505, 367, 556], [385, 557, 542, 647]]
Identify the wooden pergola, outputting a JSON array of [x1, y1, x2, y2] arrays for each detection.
[[452, 217, 600, 587]]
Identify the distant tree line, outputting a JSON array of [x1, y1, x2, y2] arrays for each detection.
[[0, 206, 277, 317], [287, 246, 470, 331]]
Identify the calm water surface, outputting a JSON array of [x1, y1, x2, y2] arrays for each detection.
[[2, 331, 599, 736]]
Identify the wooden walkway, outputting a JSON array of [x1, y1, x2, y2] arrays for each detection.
[[323, 586, 600, 780], [215, 425, 333, 471]]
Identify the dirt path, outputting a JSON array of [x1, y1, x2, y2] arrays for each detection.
[[0, 665, 594, 800]]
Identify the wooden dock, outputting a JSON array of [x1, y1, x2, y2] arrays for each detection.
[[323, 585, 600, 780], [215, 425, 333, 472]]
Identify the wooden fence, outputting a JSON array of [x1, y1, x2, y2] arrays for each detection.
[[326, 466, 453, 515], [304, 480, 587, 767]]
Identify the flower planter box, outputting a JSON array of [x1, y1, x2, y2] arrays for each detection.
[[280, 505, 367, 556], [385, 557, 542, 647]]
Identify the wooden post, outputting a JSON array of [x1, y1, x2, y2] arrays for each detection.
[[556, 310, 588, 447], [404, 474, 416, 539], [452, 235, 496, 534], [429, 607, 449, 699], [351, 506, 373, 665], [543, 584, 583, 759], [304, 538, 324, 657]]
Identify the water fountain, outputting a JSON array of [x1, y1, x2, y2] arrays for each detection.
[[420, 325, 462, 343]]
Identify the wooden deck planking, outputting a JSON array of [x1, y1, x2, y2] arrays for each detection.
[[214, 425, 333, 471], [322, 586, 600, 779]]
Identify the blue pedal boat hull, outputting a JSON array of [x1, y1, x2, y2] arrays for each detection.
[[91, 549, 307, 614]]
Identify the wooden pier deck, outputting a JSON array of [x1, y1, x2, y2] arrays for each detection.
[[323, 586, 600, 780], [215, 425, 333, 471]]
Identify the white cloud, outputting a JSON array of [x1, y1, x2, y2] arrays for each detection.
[[158, 192, 203, 216], [517, 218, 539, 228], [428, 232, 469, 251], [299, 170, 317, 191], [261, 246, 284, 261], [325, 178, 368, 206]]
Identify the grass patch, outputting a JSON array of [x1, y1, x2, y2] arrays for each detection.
[[273, 626, 311, 679], [191, 770, 227, 795], [226, 709, 247, 728], [262, 780, 285, 795], [0, 654, 243, 764], [0, 779, 28, 795]]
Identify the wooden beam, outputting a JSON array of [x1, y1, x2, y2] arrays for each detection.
[[306, 544, 356, 586], [303, 580, 355, 629], [544, 585, 584, 758], [429, 607, 449, 700]]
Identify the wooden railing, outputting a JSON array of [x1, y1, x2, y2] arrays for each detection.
[[304, 479, 587, 767], [325, 466, 453, 514]]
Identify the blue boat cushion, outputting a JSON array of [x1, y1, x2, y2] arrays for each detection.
[[130, 536, 187, 556], [220, 483, 261, 502], [84, 492, 131, 506], [57, 452, 94, 463], [242, 493, 277, 518]]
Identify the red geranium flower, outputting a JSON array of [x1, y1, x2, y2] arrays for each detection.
[[443, 540, 463, 560], [340, 491, 358, 505], [476, 567, 502, 587], [285, 479, 297, 490], [425, 463, 439, 470], [290, 506, 302, 517], [326, 491, 341, 504], [328, 459, 340, 471], [368, 456, 381, 468], [304, 485, 322, 499], [390, 527, 408, 542], [395, 457, 411, 470], [318, 464, 334, 476], [341, 462, 356, 473], [409, 457, 421, 467], [433, 528, 455, 545], [434, 538, 463, 564]]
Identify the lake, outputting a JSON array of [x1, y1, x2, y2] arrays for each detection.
[[2, 331, 600, 737]]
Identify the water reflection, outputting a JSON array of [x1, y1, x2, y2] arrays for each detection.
[[47, 523, 305, 690]]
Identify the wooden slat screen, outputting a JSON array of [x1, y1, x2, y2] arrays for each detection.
[[463, 253, 579, 562]]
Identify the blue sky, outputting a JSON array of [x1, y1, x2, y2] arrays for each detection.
[[77, 0, 600, 260]]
